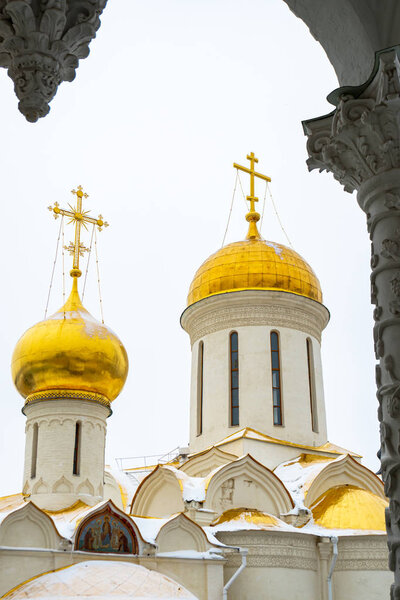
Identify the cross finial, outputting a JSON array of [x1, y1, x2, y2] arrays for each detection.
[[233, 153, 271, 240], [48, 185, 109, 278]]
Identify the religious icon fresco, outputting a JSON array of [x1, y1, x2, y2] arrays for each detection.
[[76, 504, 138, 554]]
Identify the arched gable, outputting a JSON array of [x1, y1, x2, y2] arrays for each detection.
[[130, 466, 185, 517], [74, 500, 139, 554], [179, 447, 238, 477], [103, 471, 125, 510], [204, 454, 293, 516], [156, 513, 210, 553], [305, 454, 385, 507], [0, 502, 62, 549]]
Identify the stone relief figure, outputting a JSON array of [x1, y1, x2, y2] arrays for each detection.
[[219, 478, 235, 508]]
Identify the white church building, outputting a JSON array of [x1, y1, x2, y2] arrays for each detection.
[[0, 168, 391, 599]]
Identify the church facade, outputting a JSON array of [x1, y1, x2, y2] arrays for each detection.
[[0, 165, 391, 599]]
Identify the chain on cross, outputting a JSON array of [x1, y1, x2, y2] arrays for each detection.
[[48, 185, 109, 278]]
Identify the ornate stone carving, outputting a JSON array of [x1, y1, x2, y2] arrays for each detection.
[[216, 530, 317, 570], [181, 290, 329, 345], [0, 0, 107, 122], [304, 49, 400, 193], [303, 45, 400, 595]]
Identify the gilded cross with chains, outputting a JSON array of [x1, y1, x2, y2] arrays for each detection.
[[233, 152, 271, 212], [48, 185, 108, 277]]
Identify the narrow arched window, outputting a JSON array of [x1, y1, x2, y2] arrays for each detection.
[[230, 332, 239, 426], [31, 423, 38, 479], [271, 332, 282, 425], [307, 338, 319, 433], [197, 341, 204, 436], [73, 421, 81, 476]]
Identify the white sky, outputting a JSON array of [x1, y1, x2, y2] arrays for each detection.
[[0, 0, 378, 496]]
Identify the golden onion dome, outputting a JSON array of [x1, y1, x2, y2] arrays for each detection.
[[11, 277, 128, 406], [310, 485, 387, 531], [187, 210, 322, 307]]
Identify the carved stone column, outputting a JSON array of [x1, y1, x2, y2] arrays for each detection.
[[0, 0, 107, 122], [303, 46, 400, 598]]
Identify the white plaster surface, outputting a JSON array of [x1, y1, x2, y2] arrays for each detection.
[[23, 400, 109, 511], [185, 290, 328, 456]]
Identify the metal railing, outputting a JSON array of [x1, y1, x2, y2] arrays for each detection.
[[115, 446, 181, 472]]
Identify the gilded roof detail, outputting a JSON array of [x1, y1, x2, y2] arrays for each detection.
[[11, 278, 128, 403], [187, 238, 322, 306], [310, 485, 387, 531]]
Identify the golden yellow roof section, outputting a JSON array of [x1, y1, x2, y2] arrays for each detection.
[[211, 508, 279, 528], [311, 485, 387, 531]]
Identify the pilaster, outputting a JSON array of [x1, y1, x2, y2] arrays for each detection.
[[303, 46, 400, 597]]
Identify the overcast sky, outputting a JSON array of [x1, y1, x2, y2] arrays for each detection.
[[0, 0, 378, 495]]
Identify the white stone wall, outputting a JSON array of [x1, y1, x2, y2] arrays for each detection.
[[181, 291, 329, 454], [23, 399, 109, 510], [217, 531, 390, 600]]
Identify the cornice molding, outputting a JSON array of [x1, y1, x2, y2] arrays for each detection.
[[216, 531, 317, 570], [181, 290, 329, 345]]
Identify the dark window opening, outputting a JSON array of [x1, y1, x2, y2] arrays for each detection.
[[271, 332, 282, 425], [230, 332, 239, 426]]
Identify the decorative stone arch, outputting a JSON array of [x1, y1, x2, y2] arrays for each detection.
[[130, 466, 185, 517], [0, 502, 62, 549], [179, 447, 238, 477], [305, 454, 385, 507], [32, 477, 49, 494], [156, 513, 210, 553], [74, 500, 141, 555], [52, 476, 73, 494], [204, 454, 293, 516], [77, 478, 94, 496], [103, 470, 124, 510]]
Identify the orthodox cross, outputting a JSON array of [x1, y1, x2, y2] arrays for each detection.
[[48, 185, 108, 277], [233, 152, 271, 212]]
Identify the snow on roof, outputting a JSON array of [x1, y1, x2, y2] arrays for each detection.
[[106, 466, 140, 508], [207, 509, 296, 534], [162, 466, 206, 502], [274, 454, 340, 511], [156, 549, 224, 560], [130, 515, 172, 545], [213, 427, 361, 457], [298, 519, 387, 537], [45, 501, 97, 540], [0, 493, 24, 515], [4, 560, 198, 599]]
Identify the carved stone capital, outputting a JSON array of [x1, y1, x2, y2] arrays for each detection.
[[304, 47, 400, 194], [0, 0, 107, 122]]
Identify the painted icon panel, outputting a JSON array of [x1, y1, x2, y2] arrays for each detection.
[[76, 505, 138, 554]]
